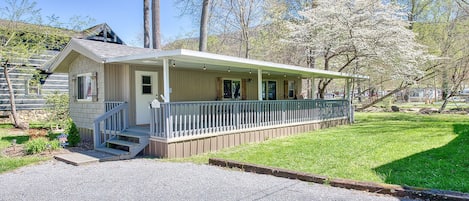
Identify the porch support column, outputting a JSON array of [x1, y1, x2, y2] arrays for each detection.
[[163, 58, 170, 102], [346, 78, 351, 100], [257, 69, 262, 101], [311, 76, 316, 99], [346, 78, 353, 123]]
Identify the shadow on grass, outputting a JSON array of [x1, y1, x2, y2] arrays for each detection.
[[373, 123, 469, 193], [1, 135, 30, 144]]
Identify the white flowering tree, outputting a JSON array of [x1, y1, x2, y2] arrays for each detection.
[[285, 0, 431, 99]]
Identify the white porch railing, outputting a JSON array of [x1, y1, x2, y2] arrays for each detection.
[[150, 99, 349, 139], [93, 101, 129, 148]]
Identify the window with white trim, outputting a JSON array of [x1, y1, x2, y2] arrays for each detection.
[[288, 80, 295, 99], [141, 75, 153, 94], [76, 73, 96, 101], [262, 80, 277, 100], [223, 79, 242, 100]]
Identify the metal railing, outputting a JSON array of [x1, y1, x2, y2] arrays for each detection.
[[150, 99, 349, 140], [93, 101, 129, 148]]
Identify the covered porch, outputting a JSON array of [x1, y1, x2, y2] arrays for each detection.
[[96, 99, 350, 158], [94, 49, 366, 158]]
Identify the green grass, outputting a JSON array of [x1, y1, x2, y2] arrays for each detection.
[[0, 128, 49, 173], [0, 156, 48, 173], [174, 112, 469, 193]]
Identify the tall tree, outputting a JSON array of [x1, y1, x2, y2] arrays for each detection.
[[176, 0, 266, 58], [199, 0, 210, 52], [144, 0, 150, 48], [285, 0, 431, 99], [152, 0, 161, 50], [414, 0, 469, 112]]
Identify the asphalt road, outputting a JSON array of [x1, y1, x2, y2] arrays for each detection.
[[0, 159, 415, 201]]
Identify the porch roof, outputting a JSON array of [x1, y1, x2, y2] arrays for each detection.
[[49, 38, 368, 79]]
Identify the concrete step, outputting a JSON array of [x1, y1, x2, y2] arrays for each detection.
[[107, 139, 140, 147], [123, 127, 150, 136], [95, 147, 129, 156]]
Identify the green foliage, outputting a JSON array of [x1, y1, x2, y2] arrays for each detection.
[[1, 135, 29, 149], [177, 112, 469, 193], [0, 123, 13, 129], [24, 137, 60, 155], [0, 156, 47, 173], [45, 92, 69, 129], [65, 119, 80, 147]]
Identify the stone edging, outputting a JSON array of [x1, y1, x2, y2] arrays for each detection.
[[208, 158, 469, 201]]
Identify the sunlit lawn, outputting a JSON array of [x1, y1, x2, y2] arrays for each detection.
[[0, 126, 48, 173], [174, 112, 469, 193]]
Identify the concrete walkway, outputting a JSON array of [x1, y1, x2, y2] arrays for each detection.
[[0, 159, 415, 201]]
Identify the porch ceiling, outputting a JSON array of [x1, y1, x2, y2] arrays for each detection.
[[106, 49, 368, 80]]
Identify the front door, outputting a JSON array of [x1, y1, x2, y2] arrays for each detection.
[[135, 71, 158, 125], [262, 81, 277, 100]]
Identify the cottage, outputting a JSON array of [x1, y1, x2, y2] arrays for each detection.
[[49, 38, 367, 159]]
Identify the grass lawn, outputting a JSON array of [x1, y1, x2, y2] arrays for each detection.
[[0, 127, 48, 173], [175, 112, 469, 193]]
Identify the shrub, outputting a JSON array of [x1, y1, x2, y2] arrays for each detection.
[[65, 119, 80, 147], [45, 92, 69, 130], [24, 138, 61, 154]]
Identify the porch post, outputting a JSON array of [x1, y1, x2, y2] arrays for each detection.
[[346, 78, 351, 100], [346, 78, 353, 123], [163, 58, 170, 102], [257, 69, 262, 101], [311, 76, 316, 99]]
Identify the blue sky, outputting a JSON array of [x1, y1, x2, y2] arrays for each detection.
[[2, 0, 195, 46]]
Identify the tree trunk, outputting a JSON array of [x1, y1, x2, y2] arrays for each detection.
[[143, 0, 150, 48], [199, 0, 210, 52], [152, 0, 161, 50], [3, 66, 21, 128], [439, 98, 449, 113], [357, 83, 410, 111]]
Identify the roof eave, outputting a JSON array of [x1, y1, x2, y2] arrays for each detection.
[[49, 39, 105, 73], [174, 49, 368, 79], [105, 48, 368, 79]]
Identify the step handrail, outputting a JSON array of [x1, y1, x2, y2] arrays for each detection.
[[93, 102, 129, 149]]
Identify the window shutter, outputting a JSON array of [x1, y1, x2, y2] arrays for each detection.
[[284, 80, 288, 99], [72, 75, 77, 102], [216, 77, 222, 100], [91, 72, 98, 102], [241, 79, 247, 100]]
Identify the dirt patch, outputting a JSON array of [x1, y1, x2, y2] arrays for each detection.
[[27, 129, 49, 139]]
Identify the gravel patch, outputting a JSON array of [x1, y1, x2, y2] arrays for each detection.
[[0, 159, 416, 201]]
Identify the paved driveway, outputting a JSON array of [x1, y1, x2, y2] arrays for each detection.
[[0, 159, 415, 201]]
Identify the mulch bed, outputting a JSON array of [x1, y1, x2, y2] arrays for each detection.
[[1, 127, 93, 158]]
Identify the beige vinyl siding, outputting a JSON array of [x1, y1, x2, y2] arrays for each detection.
[[104, 63, 131, 102], [68, 55, 105, 129], [112, 65, 302, 126], [169, 68, 300, 101]]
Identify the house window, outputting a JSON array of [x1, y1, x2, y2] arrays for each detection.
[[262, 81, 277, 100], [141, 75, 152, 94], [288, 81, 295, 99], [26, 79, 41, 95], [76, 73, 94, 101], [223, 79, 242, 99]]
